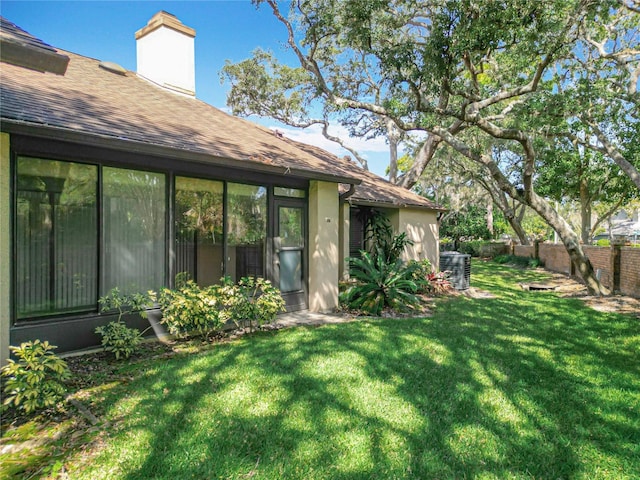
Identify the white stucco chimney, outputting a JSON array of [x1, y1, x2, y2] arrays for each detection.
[[135, 11, 196, 96]]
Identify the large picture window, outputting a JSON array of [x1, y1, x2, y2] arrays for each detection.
[[226, 183, 267, 280], [175, 176, 223, 286], [102, 167, 166, 294], [16, 157, 98, 318]]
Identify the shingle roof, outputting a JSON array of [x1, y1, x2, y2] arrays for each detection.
[[290, 140, 444, 211], [0, 17, 443, 211], [0, 17, 69, 74]]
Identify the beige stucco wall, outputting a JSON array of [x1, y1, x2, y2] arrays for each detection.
[[398, 208, 440, 270], [308, 181, 339, 312], [0, 133, 10, 366], [385, 207, 439, 270]]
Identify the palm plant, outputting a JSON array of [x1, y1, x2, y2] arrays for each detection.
[[341, 252, 421, 315]]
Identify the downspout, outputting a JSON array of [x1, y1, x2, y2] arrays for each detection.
[[339, 183, 356, 202], [339, 184, 356, 281]]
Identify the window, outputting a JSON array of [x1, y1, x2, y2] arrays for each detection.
[[102, 167, 166, 294], [175, 176, 224, 286], [226, 183, 267, 280], [16, 157, 98, 318], [274, 186, 305, 198]]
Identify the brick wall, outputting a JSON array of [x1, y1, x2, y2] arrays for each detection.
[[512, 243, 640, 297], [538, 244, 572, 275], [514, 245, 534, 257], [620, 248, 640, 297], [583, 246, 613, 288]]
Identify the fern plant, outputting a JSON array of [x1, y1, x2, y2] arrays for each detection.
[[341, 252, 421, 315], [2, 340, 70, 413]]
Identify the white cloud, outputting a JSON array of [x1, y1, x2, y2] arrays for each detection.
[[270, 124, 390, 156]]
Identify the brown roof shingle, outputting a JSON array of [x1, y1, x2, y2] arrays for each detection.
[[0, 20, 443, 211]]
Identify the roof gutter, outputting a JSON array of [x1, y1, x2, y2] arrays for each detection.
[[339, 183, 357, 202], [0, 120, 363, 185], [348, 198, 447, 212]]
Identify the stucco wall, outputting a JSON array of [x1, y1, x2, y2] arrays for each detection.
[[308, 181, 339, 312], [0, 133, 10, 366], [396, 208, 440, 270]]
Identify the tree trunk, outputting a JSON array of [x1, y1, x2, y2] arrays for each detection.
[[507, 214, 529, 246], [387, 118, 401, 184], [528, 192, 609, 295], [580, 177, 592, 245], [486, 199, 494, 236]]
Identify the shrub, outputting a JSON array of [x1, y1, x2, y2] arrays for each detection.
[[223, 276, 286, 331], [96, 288, 154, 359], [1, 340, 70, 413], [425, 272, 454, 295], [158, 280, 226, 338], [408, 258, 433, 294], [341, 252, 421, 316], [493, 254, 542, 269], [95, 322, 142, 360], [364, 210, 413, 264]]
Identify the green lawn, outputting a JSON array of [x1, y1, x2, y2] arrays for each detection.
[[3, 260, 640, 479]]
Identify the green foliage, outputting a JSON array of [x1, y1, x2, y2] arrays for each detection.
[[95, 322, 142, 360], [494, 254, 542, 269], [223, 276, 286, 331], [158, 276, 285, 337], [595, 239, 610, 247], [456, 240, 485, 257], [440, 205, 494, 242], [1, 340, 70, 413], [157, 280, 226, 338], [363, 208, 413, 264], [98, 288, 154, 323], [96, 288, 154, 360], [407, 258, 433, 294], [341, 252, 420, 315]]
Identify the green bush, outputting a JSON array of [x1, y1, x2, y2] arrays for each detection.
[[341, 252, 421, 316], [595, 239, 610, 247], [158, 280, 226, 338], [493, 254, 542, 269], [223, 276, 286, 331], [408, 258, 433, 294], [96, 288, 154, 360], [1, 340, 70, 413], [95, 322, 142, 360]]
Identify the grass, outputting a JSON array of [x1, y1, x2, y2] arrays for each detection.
[[2, 260, 639, 479]]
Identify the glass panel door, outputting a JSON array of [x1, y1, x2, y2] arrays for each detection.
[[278, 206, 303, 293], [274, 200, 307, 310]]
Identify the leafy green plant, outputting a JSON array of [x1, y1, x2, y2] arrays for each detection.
[[1, 340, 70, 413], [341, 252, 421, 315], [157, 280, 226, 338], [494, 254, 542, 269], [95, 322, 142, 360], [408, 258, 433, 294], [96, 288, 155, 359], [364, 209, 413, 264], [223, 276, 285, 331]]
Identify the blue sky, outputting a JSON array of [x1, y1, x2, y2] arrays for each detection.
[[1, 0, 391, 176]]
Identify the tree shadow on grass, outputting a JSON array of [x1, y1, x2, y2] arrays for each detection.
[[67, 265, 639, 479]]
